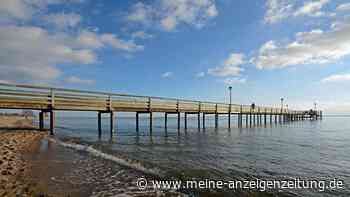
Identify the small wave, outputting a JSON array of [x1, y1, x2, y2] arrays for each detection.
[[48, 137, 162, 176]]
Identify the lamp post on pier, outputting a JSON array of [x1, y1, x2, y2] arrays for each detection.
[[228, 86, 232, 105], [280, 98, 284, 111], [314, 102, 317, 111]]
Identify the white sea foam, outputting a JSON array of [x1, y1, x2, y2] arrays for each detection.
[[48, 137, 162, 176]]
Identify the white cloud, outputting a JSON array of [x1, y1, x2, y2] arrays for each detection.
[[195, 72, 205, 78], [131, 31, 153, 39], [0, 0, 32, 20], [126, 2, 153, 24], [294, 0, 329, 17], [264, 0, 294, 24], [0, 26, 142, 82], [208, 53, 245, 77], [65, 76, 95, 85], [75, 30, 144, 52], [264, 0, 330, 24], [223, 77, 246, 85], [336, 3, 350, 11], [223, 53, 246, 67], [126, 0, 218, 31], [76, 30, 104, 49], [44, 12, 81, 29], [0, 0, 84, 20], [0, 25, 93, 81], [161, 72, 173, 78], [254, 20, 350, 69], [100, 34, 144, 52], [0, 0, 143, 83], [322, 73, 350, 83]]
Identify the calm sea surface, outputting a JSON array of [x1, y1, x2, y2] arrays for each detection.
[[40, 114, 350, 196]]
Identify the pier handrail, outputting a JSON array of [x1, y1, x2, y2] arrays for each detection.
[[0, 82, 306, 113]]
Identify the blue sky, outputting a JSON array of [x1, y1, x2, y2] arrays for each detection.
[[1, 0, 350, 113]]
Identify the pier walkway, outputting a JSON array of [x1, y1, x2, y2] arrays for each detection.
[[0, 83, 322, 136]]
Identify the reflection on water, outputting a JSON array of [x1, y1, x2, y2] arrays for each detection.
[[45, 115, 350, 196]]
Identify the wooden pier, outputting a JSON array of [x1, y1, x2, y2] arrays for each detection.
[[0, 83, 322, 136]]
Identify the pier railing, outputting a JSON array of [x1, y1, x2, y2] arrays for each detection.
[[0, 83, 303, 114]]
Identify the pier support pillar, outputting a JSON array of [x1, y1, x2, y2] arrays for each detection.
[[249, 112, 252, 127], [136, 112, 139, 132], [39, 111, 44, 131], [279, 114, 281, 124], [270, 114, 272, 124], [49, 110, 55, 135], [197, 113, 200, 129], [177, 112, 181, 130], [228, 112, 231, 129], [264, 113, 267, 126], [259, 114, 262, 125], [110, 112, 114, 137], [237, 114, 240, 128], [98, 112, 102, 137], [253, 114, 256, 126], [165, 112, 168, 129], [149, 112, 153, 135], [215, 114, 218, 128], [245, 114, 248, 127], [184, 113, 187, 130], [274, 114, 277, 124], [202, 113, 206, 129], [239, 113, 242, 128]]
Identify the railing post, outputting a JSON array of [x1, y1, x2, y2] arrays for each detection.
[[148, 97, 152, 111], [50, 88, 55, 109], [108, 95, 112, 111], [176, 100, 179, 112]]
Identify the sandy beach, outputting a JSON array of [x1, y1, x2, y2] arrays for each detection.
[[0, 115, 183, 197], [0, 115, 46, 197]]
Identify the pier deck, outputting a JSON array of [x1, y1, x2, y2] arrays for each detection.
[[0, 83, 321, 135]]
